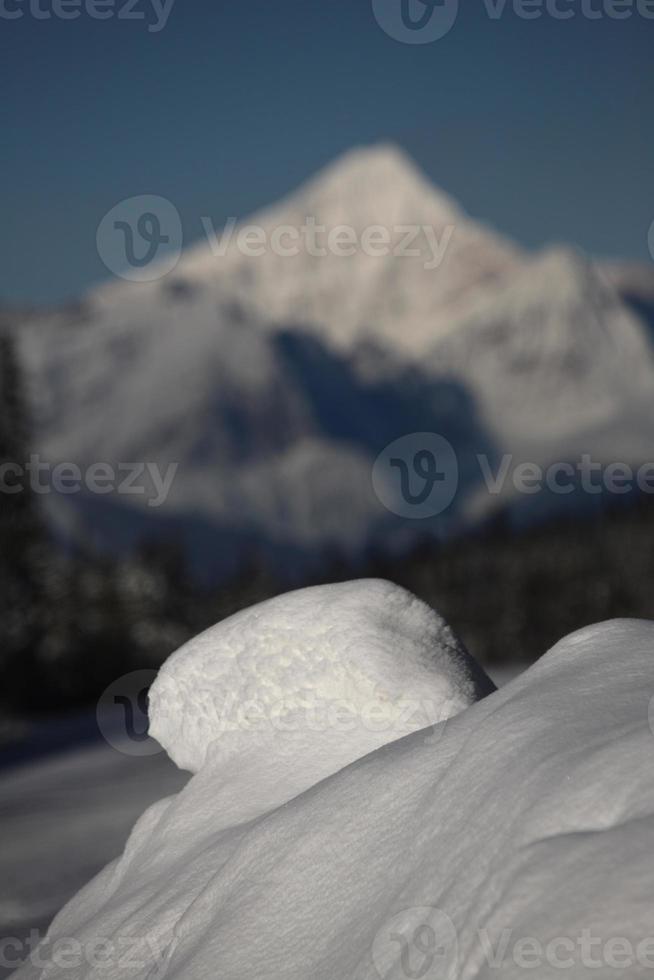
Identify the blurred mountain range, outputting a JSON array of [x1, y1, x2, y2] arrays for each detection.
[[8, 145, 654, 580]]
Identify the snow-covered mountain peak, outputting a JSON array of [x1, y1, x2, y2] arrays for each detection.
[[310, 142, 428, 187], [275, 142, 464, 227], [177, 142, 467, 285], [85, 144, 523, 364], [15, 146, 654, 575], [170, 144, 521, 356]]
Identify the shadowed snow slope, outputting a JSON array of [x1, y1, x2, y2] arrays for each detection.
[[12, 597, 654, 979]]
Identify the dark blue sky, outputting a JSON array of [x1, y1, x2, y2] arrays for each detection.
[[2, 0, 653, 304]]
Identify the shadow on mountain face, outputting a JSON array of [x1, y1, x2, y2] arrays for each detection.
[[273, 327, 499, 523], [623, 294, 654, 343], [23, 318, 502, 585]]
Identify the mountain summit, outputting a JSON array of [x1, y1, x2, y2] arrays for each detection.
[[168, 142, 521, 355], [270, 143, 464, 227]]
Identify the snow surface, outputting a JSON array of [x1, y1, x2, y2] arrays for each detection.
[[149, 579, 494, 784], [430, 246, 654, 445], [9, 582, 654, 979], [0, 742, 186, 979]]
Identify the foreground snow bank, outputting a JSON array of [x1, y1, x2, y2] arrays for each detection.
[[12, 586, 654, 979], [148, 579, 494, 816]]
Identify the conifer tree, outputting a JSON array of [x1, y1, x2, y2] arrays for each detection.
[[0, 327, 45, 712]]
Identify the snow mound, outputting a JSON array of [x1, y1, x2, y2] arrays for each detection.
[[148, 579, 494, 779], [12, 610, 654, 980]]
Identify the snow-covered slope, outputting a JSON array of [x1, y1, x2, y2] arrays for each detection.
[[11, 586, 654, 979], [431, 247, 654, 445], [15, 145, 654, 574], [0, 742, 186, 973]]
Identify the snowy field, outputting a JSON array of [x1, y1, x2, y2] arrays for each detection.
[[4, 581, 653, 979]]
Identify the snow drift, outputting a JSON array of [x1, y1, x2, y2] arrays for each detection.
[[11, 582, 654, 979], [148, 579, 494, 782]]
